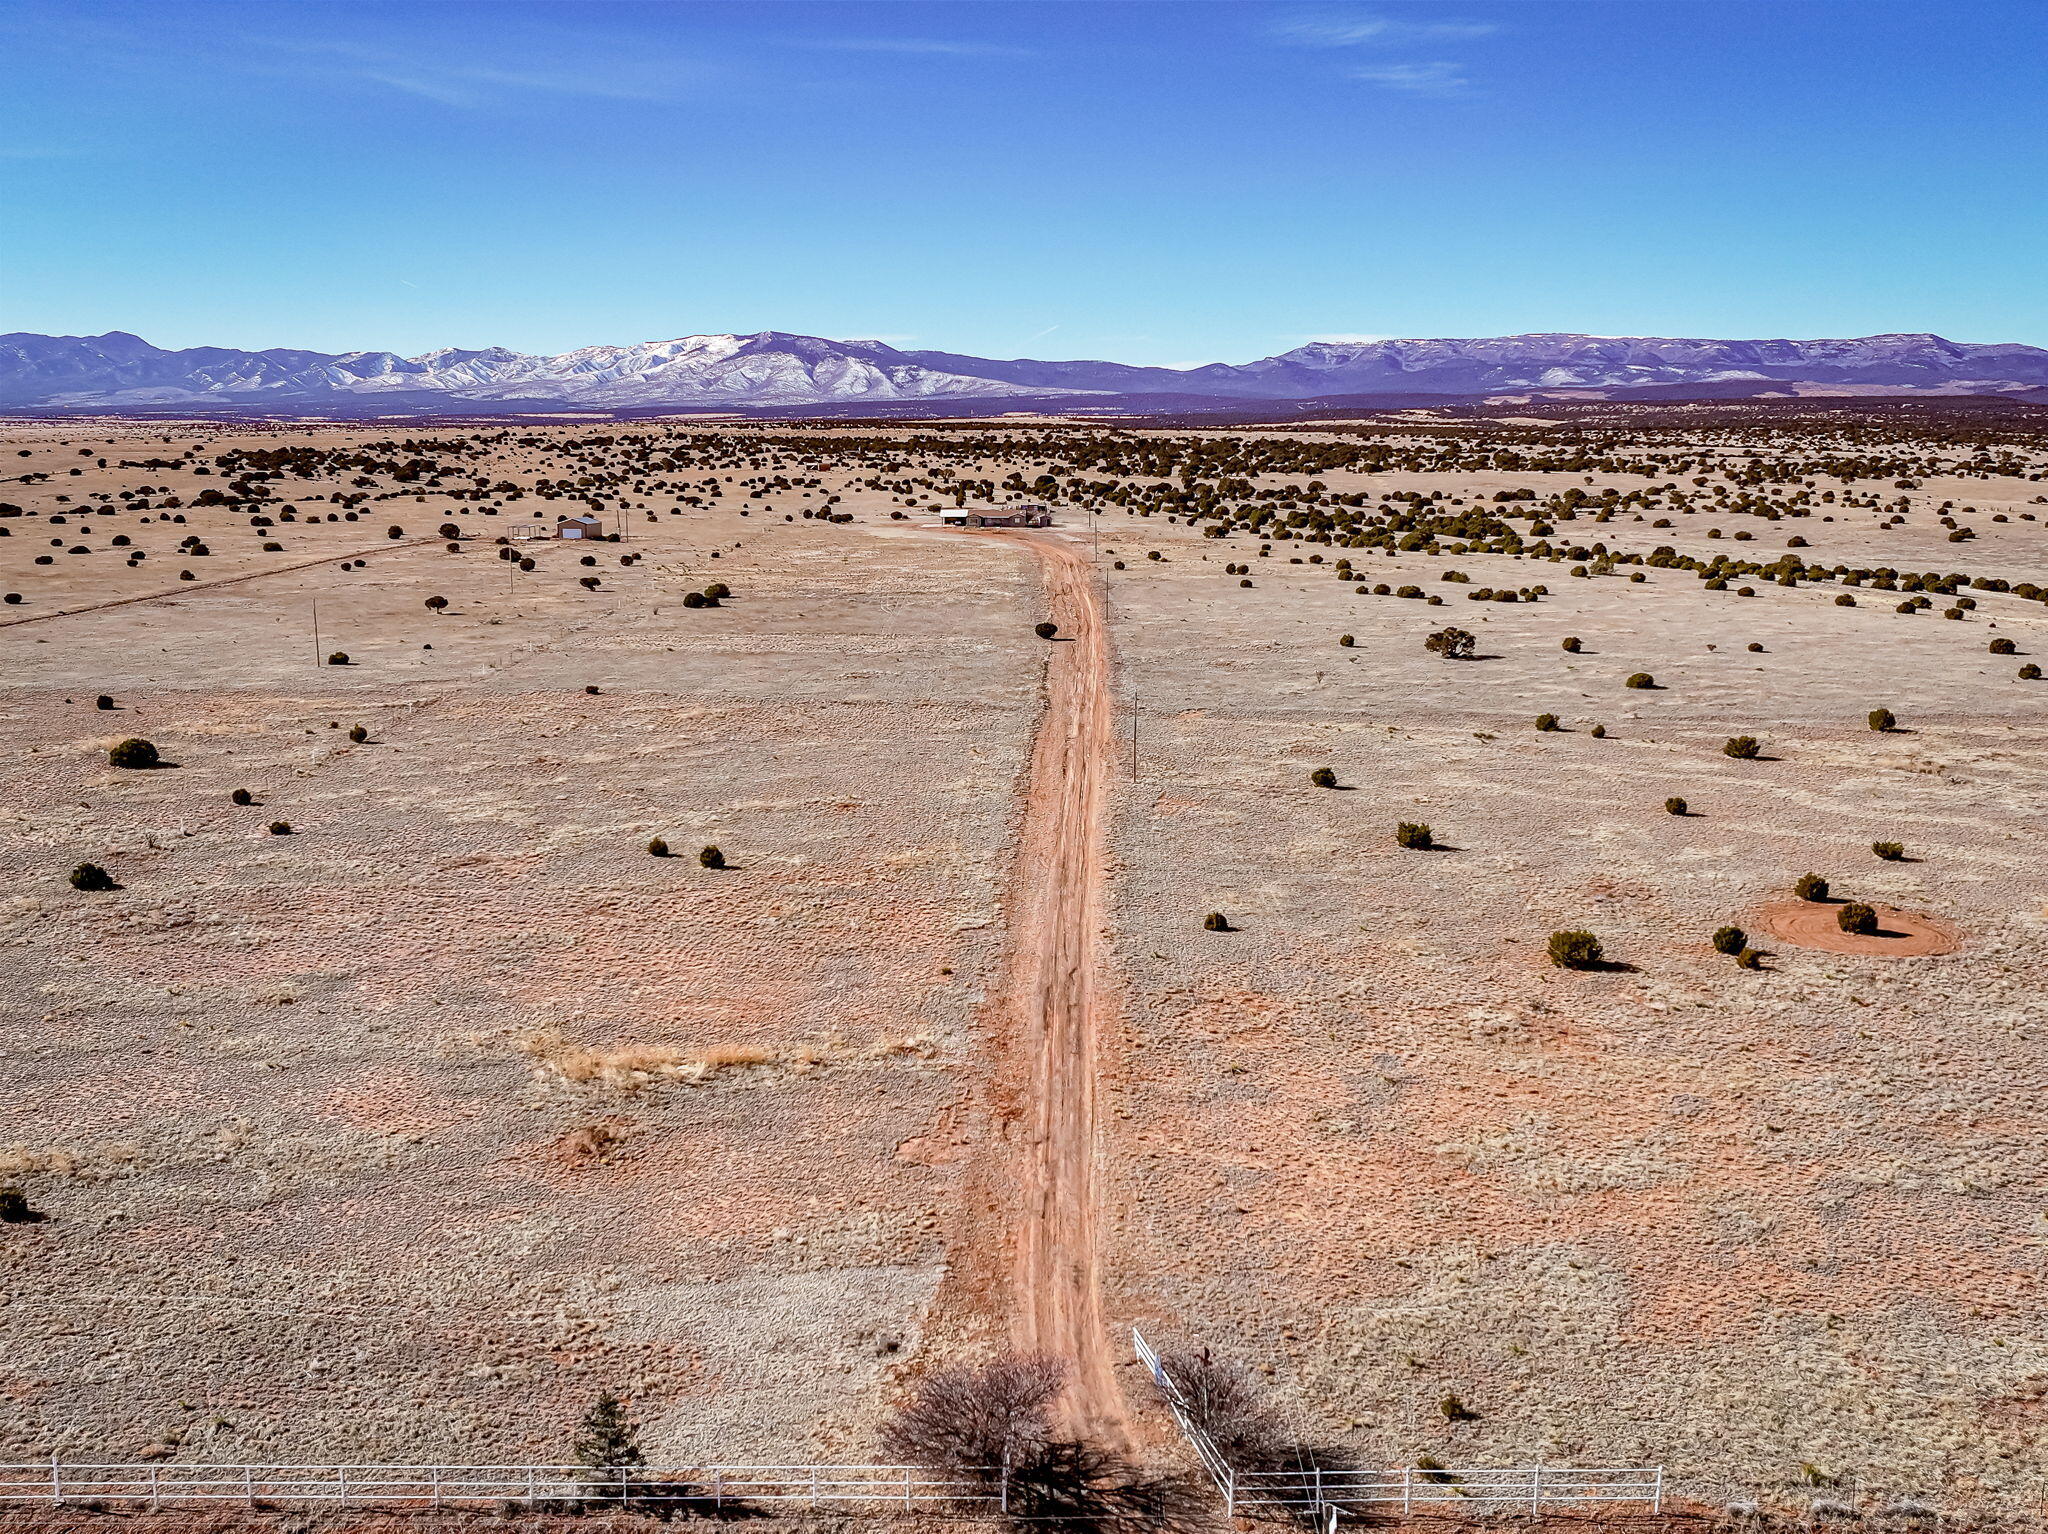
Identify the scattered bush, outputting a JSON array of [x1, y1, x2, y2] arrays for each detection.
[[1723, 735, 1761, 759], [425, 595, 448, 614], [1308, 767, 1338, 788], [1794, 873, 1830, 902], [1735, 947, 1763, 970], [1712, 925, 1746, 955], [681, 591, 706, 608], [94, 695, 114, 710], [69, 862, 117, 892], [1746, 642, 1763, 653], [579, 576, 601, 590], [1588, 723, 1606, 737], [1872, 840, 1905, 861], [107, 737, 159, 769], [347, 725, 368, 744], [1395, 822, 1433, 850], [328, 651, 350, 665], [268, 821, 293, 836], [1548, 930, 1604, 969], [1534, 713, 1560, 732], [1034, 621, 1059, 640], [1834, 594, 1856, 606], [1989, 637, 2017, 654], [1664, 796, 1688, 816], [647, 838, 669, 858], [1424, 626, 1476, 659], [1867, 707, 1896, 732], [698, 845, 725, 869], [1624, 672, 1655, 689], [1561, 636, 1581, 652], [705, 582, 730, 599], [231, 788, 254, 805], [2021, 664, 2043, 680], [1338, 634, 1355, 647], [0, 1189, 45, 1224], [1202, 912, 1231, 931], [1836, 901, 1879, 936]]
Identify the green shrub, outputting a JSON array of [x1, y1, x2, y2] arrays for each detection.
[[1664, 796, 1687, 816], [347, 725, 368, 744], [1561, 636, 1581, 652], [107, 738, 159, 769], [1309, 767, 1338, 788], [1988, 637, 2017, 654], [1625, 672, 1655, 689], [1548, 930, 1604, 969], [681, 592, 706, 608], [2021, 664, 2043, 680], [1395, 822, 1433, 850], [1872, 840, 1905, 860], [268, 821, 293, 836], [1712, 925, 1746, 955], [1203, 912, 1231, 931], [1034, 621, 1058, 640], [1735, 947, 1763, 969], [328, 650, 350, 665], [1534, 713, 1560, 732], [705, 582, 730, 599], [1794, 872, 1829, 902], [1867, 707, 1896, 732], [647, 838, 669, 857], [1723, 735, 1761, 759], [231, 789, 254, 805], [1589, 723, 1606, 738], [1746, 642, 1763, 653], [1834, 594, 1855, 606], [579, 576, 601, 590], [1836, 901, 1879, 936], [1424, 626, 1476, 659], [1338, 634, 1355, 647], [698, 845, 725, 869], [425, 595, 448, 614], [69, 862, 117, 892]]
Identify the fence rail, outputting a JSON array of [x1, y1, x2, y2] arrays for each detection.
[[1132, 1328, 1664, 1519], [0, 1462, 1003, 1511]]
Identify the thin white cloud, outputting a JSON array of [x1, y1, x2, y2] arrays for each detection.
[[1351, 61, 1469, 94], [796, 38, 1035, 58], [1274, 13, 1497, 47], [1026, 324, 1063, 343]]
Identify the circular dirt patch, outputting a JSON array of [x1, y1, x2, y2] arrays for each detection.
[[1753, 899, 1960, 957]]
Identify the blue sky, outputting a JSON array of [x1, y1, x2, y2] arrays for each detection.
[[3, 0, 2043, 363]]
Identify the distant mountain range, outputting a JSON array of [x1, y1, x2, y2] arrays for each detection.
[[4, 329, 2045, 414]]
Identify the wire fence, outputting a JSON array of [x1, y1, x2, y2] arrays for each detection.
[[0, 1462, 1004, 1512], [1131, 1328, 1665, 1519]]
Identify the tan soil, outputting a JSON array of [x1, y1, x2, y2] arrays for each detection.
[[1752, 898, 1961, 956]]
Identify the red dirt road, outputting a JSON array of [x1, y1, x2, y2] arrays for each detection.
[[931, 529, 1127, 1441]]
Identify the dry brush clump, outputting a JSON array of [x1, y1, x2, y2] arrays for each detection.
[[885, 1354, 1203, 1534], [1149, 1348, 1364, 1521]]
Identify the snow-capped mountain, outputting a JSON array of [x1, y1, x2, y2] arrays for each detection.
[[2, 329, 2044, 411]]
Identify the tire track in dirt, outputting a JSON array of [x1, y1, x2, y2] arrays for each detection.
[[928, 528, 1127, 1442]]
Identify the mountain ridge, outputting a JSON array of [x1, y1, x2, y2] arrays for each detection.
[[4, 328, 2045, 412]]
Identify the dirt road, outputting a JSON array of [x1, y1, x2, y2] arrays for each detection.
[[932, 528, 1127, 1440]]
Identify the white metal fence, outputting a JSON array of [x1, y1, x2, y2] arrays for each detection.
[[0, 1462, 1004, 1512], [1132, 1328, 1664, 1519]]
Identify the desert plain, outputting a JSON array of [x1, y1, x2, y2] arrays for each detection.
[[0, 403, 2044, 1526]]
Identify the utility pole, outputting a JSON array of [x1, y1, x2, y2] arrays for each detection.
[[311, 600, 321, 669], [1129, 681, 1139, 779]]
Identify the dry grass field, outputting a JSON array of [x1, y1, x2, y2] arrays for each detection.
[[1, 408, 2044, 1527]]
